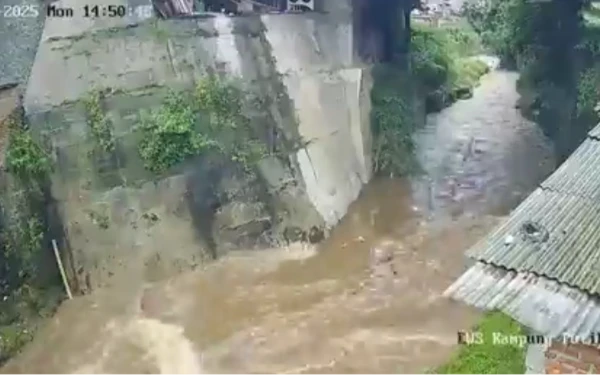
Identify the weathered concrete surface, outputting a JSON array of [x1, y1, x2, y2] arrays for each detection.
[[0, 0, 46, 87], [24, 0, 373, 290], [262, 13, 372, 226]]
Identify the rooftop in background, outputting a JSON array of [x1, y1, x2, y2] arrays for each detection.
[[154, 0, 317, 18], [444, 123, 600, 338]]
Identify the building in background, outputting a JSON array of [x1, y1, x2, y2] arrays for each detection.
[[152, 0, 317, 16]]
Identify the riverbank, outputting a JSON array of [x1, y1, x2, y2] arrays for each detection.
[[372, 20, 490, 177]]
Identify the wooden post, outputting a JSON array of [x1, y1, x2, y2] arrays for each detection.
[[52, 239, 73, 300]]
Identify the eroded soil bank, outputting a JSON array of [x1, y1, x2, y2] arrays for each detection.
[[1, 69, 555, 374]]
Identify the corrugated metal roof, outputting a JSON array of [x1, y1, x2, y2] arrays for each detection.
[[460, 129, 600, 294], [541, 138, 600, 199], [153, 0, 194, 17], [444, 262, 600, 338], [466, 187, 600, 294], [446, 126, 600, 333], [588, 123, 600, 139]]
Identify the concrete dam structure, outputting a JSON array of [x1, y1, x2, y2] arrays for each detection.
[[21, 0, 378, 292]]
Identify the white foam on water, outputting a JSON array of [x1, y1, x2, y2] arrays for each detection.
[[70, 316, 202, 374], [127, 318, 203, 374]]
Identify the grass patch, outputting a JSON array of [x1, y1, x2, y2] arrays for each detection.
[[435, 311, 527, 374]]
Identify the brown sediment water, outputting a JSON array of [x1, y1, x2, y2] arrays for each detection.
[[1, 69, 555, 374]]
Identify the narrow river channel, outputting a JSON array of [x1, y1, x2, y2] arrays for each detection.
[[1, 67, 556, 374]]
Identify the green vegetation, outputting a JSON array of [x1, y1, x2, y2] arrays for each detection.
[[576, 66, 600, 117], [138, 91, 216, 174], [372, 21, 488, 176], [371, 65, 418, 176], [3, 114, 52, 277], [83, 90, 116, 153], [412, 23, 489, 109], [435, 312, 527, 374], [138, 75, 267, 174], [462, 0, 596, 161], [5, 126, 52, 187], [0, 111, 62, 365]]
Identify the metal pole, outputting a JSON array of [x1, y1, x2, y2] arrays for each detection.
[[52, 239, 73, 300]]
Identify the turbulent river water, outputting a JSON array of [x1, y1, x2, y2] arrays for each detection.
[[2, 67, 556, 374]]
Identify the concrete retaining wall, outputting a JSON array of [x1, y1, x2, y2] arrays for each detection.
[[23, 0, 373, 291]]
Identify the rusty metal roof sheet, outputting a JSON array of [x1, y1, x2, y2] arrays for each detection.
[[444, 262, 600, 338]]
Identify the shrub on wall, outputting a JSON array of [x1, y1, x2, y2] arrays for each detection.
[[138, 75, 267, 175], [138, 91, 217, 174], [83, 90, 115, 153], [5, 125, 52, 188], [194, 75, 268, 169]]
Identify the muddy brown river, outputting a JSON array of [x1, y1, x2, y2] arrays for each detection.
[[1, 69, 555, 373]]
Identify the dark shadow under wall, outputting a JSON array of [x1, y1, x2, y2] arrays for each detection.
[[0, 90, 65, 294], [45, 189, 80, 293], [184, 156, 223, 260], [352, 0, 413, 65]]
